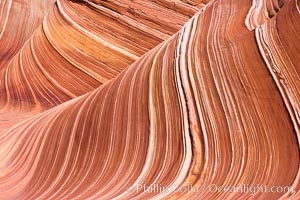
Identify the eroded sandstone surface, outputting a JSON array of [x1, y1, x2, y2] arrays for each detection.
[[0, 0, 299, 199]]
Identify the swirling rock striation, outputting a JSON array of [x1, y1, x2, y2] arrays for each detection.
[[0, 0, 201, 133], [0, 0, 299, 199]]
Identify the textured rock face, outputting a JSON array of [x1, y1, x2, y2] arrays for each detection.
[[0, 0, 299, 199], [0, 0, 201, 133]]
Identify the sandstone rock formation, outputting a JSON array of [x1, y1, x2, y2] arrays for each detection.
[[0, 0, 299, 199], [0, 0, 201, 133]]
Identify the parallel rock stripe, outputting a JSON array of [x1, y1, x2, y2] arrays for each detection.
[[0, 0, 299, 199]]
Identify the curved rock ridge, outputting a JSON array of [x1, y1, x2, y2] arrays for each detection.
[[0, 0, 56, 133], [0, 0, 200, 107], [0, 0, 299, 199], [244, 0, 284, 30], [0, 0, 56, 70], [0, 0, 202, 133]]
